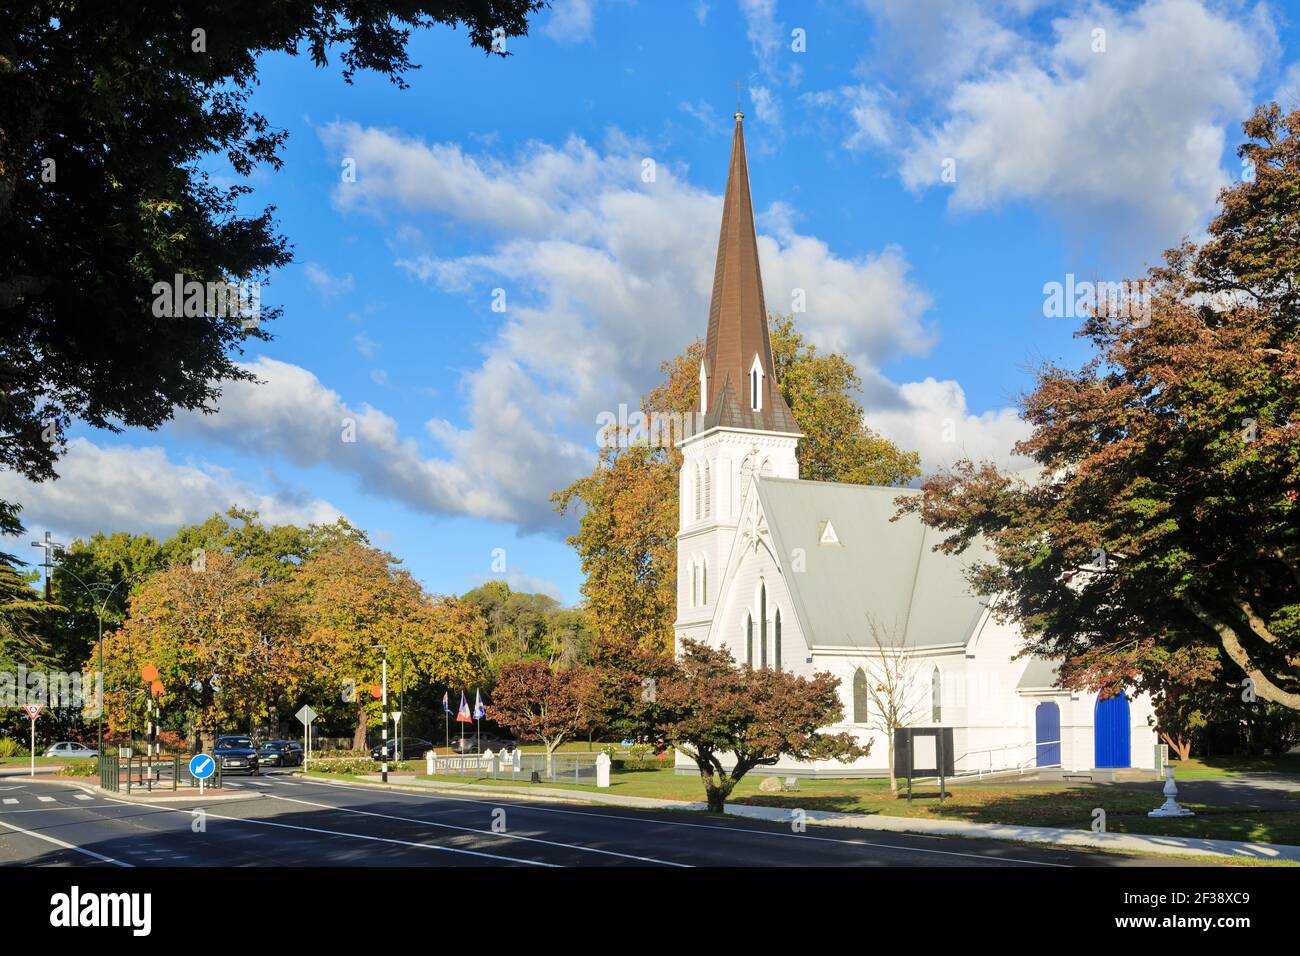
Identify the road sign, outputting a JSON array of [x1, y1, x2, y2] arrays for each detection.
[[22, 703, 42, 720], [391, 710, 402, 726], [295, 705, 317, 726], [189, 753, 215, 780]]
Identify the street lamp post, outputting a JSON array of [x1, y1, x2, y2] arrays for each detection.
[[53, 560, 138, 760]]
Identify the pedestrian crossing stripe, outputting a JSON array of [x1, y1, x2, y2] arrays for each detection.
[[75, 795, 92, 801], [37, 797, 55, 803], [1, 799, 16, 805]]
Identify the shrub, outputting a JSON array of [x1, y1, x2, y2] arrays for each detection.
[[628, 743, 653, 761], [306, 758, 376, 776], [58, 761, 98, 777], [0, 738, 27, 758]]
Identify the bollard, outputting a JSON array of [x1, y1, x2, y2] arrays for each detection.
[[595, 752, 611, 788], [426, 750, 435, 776]]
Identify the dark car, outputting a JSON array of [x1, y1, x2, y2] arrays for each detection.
[[369, 737, 434, 762], [257, 740, 303, 767], [451, 734, 516, 756], [214, 735, 260, 775]]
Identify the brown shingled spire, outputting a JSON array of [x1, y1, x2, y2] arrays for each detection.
[[700, 110, 800, 435]]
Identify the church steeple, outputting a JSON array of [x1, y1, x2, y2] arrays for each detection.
[[700, 111, 799, 435]]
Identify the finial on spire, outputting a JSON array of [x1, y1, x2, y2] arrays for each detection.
[[735, 79, 744, 122]]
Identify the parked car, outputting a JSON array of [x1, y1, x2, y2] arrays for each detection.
[[213, 735, 260, 775], [43, 741, 98, 759], [257, 740, 303, 767], [369, 737, 434, 762], [451, 735, 517, 756]]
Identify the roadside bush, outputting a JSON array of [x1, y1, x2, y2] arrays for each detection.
[[306, 758, 375, 776], [58, 761, 98, 777], [0, 738, 27, 758], [628, 743, 653, 761]]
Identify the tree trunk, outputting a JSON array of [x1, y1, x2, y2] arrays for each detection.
[[1160, 732, 1192, 762], [887, 735, 898, 792], [353, 702, 368, 751]]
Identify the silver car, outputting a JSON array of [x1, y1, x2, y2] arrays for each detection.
[[43, 741, 99, 758]]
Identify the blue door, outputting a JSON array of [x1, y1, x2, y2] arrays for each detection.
[[1035, 702, 1061, 767], [1094, 694, 1131, 768]]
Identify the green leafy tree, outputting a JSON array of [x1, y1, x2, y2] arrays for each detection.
[[0, 2, 544, 530]]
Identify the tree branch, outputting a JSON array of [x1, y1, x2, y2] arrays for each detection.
[[1182, 596, 1300, 709]]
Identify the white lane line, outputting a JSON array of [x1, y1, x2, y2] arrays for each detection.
[[243, 781, 271, 788], [75, 794, 93, 801], [301, 777, 1069, 868], [37, 796, 55, 803], [0, 816, 132, 867], [98, 797, 555, 867], [264, 793, 691, 868], [1, 799, 17, 805]]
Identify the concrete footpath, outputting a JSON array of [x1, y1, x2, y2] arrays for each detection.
[[331, 772, 1300, 864]]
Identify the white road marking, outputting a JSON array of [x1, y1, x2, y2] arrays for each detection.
[[300, 777, 1070, 867], [36, 796, 55, 803], [98, 796, 556, 866], [264, 792, 691, 867], [75, 794, 93, 801], [1, 799, 16, 805], [0, 816, 131, 866]]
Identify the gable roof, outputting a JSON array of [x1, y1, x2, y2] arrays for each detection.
[[1016, 657, 1062, 691], [754, 477, 990, 649]]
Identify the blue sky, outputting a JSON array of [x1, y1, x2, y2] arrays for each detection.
[[5, 0, 1298, 604]]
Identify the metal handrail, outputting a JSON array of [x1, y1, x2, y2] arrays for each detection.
[[954, 739, 1062, 779]]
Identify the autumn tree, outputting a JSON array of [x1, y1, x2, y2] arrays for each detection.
[[489, 660, 594, 769], [98, 550, 292, 749], [288, 542, 485, 749], [900, 103, 1300, 714], [615, 640, 865, 813], [555, 317, 918, 651]]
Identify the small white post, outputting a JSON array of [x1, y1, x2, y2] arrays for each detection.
[[596, 752, 611, 788], [1148, 766, 1194, 817], [426, 750, 435, 775]]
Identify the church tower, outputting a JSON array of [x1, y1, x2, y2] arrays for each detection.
[[675, 107, 801, 649]]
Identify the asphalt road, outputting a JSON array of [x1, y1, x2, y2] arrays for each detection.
[[0, 771, 1204, 868]]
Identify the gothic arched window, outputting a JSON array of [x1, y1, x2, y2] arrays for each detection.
[[931, 667, 942, 723], [746, 614, 753, 666], [703, 460, 712, 518], [701, 559, 707, 606], [853, 668, 869, 723], [759, 583, 768, 668], [773, 608, 782, 671], [689, 560, 698, 608]]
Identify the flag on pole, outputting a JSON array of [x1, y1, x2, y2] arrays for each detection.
[[455, 690, 472, 724], [441, 691, 451, 714], [473, 689, 486, 720]]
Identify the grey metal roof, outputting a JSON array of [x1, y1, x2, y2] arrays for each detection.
[[754, 477, 990, 649], [1016, 657, 1062, 691]]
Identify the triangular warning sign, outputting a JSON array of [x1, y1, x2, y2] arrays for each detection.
[[819, 521, 839, 545]]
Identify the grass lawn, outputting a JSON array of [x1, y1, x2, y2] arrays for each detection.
[[0, 756, 66, 767], [1169, 754, 1300, 779], [405, 765, 1300, 845]]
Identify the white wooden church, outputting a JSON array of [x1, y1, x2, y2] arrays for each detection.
[[673, 108, 1157, 778]]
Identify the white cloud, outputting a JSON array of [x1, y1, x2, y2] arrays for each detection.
[[303, 262, 355, 300], [831, 0, 1274, 257], [543, 0, 598, 44], [168, 356, 518, 523], [0, 438, 343, 542], [318, 123, 934, 527], [868, 378, 1032, 477]]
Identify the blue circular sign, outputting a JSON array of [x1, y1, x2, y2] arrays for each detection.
[[189, 753, 215, 780]]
